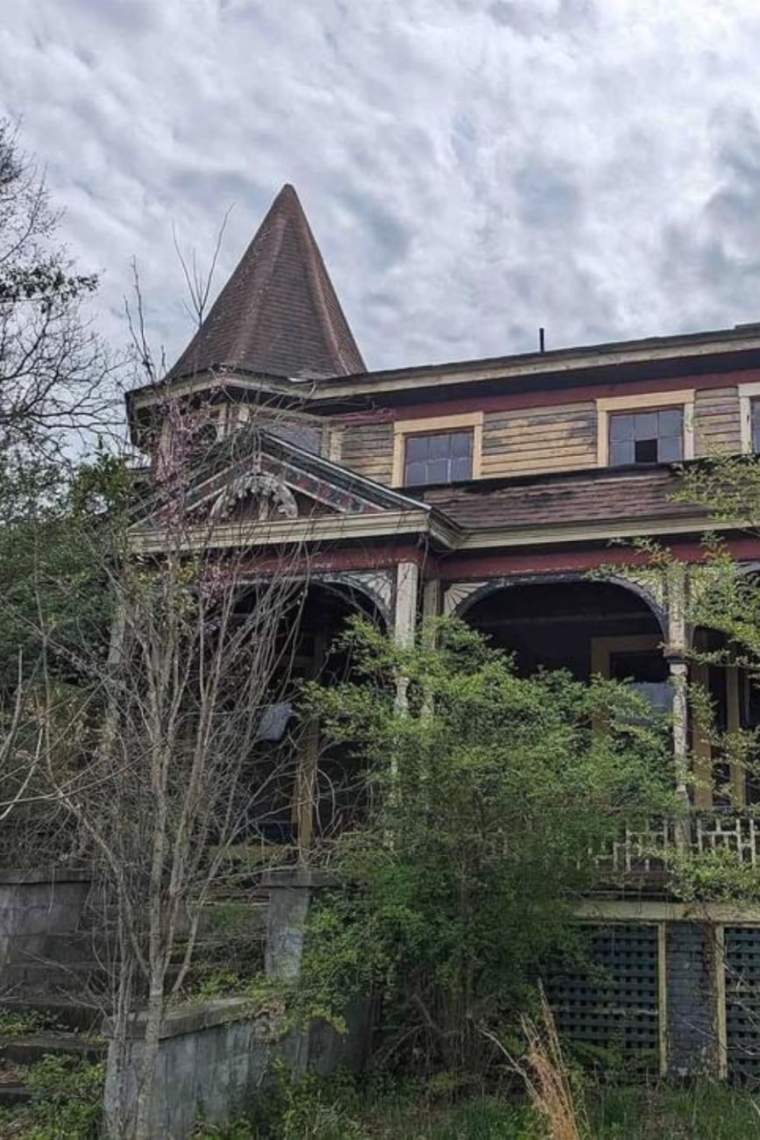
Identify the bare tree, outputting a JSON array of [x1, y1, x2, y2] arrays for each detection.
[[24, 392, 311, 1136], [0, 119, 120, 457]]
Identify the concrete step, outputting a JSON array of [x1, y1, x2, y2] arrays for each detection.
[[0, 1081, 31, 1107], [0, 1000, 107, 1034], [1, 961, 109, 996], [0, 1031, 106, 1066], [6, 930, 114, 967]]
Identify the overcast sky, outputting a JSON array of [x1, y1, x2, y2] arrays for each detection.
[[4, 1, 760, 374]]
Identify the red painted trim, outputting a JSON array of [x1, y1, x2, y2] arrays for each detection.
[[439, 537, 760, 581], [238, 543, 426, 577], [332, 368, 760, 425]]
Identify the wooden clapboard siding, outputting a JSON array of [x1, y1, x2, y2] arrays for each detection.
[[694, 387, 741, 455], [339, 421, 394, 484], [481, 402, 597, 476]]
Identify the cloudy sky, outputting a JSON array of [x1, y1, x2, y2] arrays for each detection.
[[4, 0, 760, 373]]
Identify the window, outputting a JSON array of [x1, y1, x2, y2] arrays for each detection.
[[392, 412, 483, 486], [608, 408, 683, 466], [404, 430, 473, 485], [595, 390, 694, 467], [751, 399, 760, 453]]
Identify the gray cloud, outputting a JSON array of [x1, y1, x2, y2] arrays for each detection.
[[4, 0, 760, 376]]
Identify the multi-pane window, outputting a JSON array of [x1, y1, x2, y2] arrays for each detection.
[[751, 399, 760, 453], [608, 408, 683, 466], [404, 430, 473, 485]]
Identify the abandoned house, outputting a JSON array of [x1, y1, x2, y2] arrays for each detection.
[[9, 184, 760, 1114], [124, 184, 760, 1083]]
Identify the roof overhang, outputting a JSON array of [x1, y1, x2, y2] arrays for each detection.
[[128, 507, 459, 556], [127, 325, 760, 440]]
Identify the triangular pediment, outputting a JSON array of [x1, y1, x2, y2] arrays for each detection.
[[184, 427, 426, 525]]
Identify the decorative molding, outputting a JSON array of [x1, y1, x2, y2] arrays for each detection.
[[391, 411, 484, 487], [595, 389, 695, 467], [314, 570, 394, 627], [443, 581, 487, 616], [209, 471, 298, 521]]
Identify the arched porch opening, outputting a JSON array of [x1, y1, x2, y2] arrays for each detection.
[[462, 577, 668, 700], [234, 577, 386, 855]]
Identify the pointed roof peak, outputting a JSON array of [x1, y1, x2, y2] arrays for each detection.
[[168, 184, 365, 383]]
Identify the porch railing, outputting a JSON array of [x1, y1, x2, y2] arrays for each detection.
[[595, 812, 760, 877]]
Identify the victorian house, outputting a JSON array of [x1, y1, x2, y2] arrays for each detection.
[[126, 184, 760, 1082]]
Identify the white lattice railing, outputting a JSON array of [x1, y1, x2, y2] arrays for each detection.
[[694, 812, 760, 865], [595, 818, 677, 875], [595, 812, 760, 875]]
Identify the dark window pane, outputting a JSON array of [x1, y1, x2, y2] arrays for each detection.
[[451, 431, 472, 458], [659, 435, 682, 462], [451, 455, 473, 481], [427, 459, 448, 483], [405, 435, 428, 461], [403, 430, 474, 485], [405, 461, 427, 485], [634, 411, 658, 438], [610, 440, 635, 465], [429, 433, 452, 460], [658, 408, 683, 437], [609, 413, 634, 441], [634, 438, 658, 463]]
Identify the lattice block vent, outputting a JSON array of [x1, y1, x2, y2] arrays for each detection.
[[726, 926, 760, 1085], [544, 924, 660, 1072]]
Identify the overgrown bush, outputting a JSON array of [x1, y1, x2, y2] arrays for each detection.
[[298, 618, 675, 1076]]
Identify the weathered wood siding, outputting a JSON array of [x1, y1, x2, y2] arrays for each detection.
[[481, 402, 597, 476], [332, 387, 746, 485], [338, 422, 394, 484], [694, 387, 741, 455]]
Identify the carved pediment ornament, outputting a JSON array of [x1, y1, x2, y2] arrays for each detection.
[[209, 471, 299, 522]]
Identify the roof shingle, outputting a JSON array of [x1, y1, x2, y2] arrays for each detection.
[[168, 184, 365, 382], [420, 467, 704, 530]]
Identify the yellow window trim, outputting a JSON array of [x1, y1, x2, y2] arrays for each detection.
[[590, 634, 663, 678], [738, 380, 760, 453], [595, 390, 695, 467], [391, 412, 484, 487]]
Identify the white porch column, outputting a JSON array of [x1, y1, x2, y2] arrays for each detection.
[[421, 578, 442, 646], [666, 564, 691, 848], [394, 561, 419, 648], [393, 561, 419, 714]]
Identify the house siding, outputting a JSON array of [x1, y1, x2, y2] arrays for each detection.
[[332, 386, 747, 486], [694, 387, 742, 455], [481, 402, 597, 477], [339, 422, 394, 484]]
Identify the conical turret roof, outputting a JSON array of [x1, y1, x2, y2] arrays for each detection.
[[168, 184, 365, 381]]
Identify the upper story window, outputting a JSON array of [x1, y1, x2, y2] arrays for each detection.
[[596, 391, 694, 468], [404, 430, 473, 485], [739, 382, 760, 453], [392, 412, 484, 487], [608, 408, 684, 466], [751, 399, 760, 453]]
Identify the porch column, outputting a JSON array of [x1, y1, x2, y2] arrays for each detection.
[[394, 561, 419, 648], [666, 564, 691, 848], [421, 578, 442, 645], [393, 561, 419, 714], [294, 630, 327, 858]]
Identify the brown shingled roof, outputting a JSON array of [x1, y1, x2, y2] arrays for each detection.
[[419, 467, 705, 530], [168, 184, 365, 382]]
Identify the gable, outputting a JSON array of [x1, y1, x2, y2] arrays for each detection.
[[184, 427, 428, 525]]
